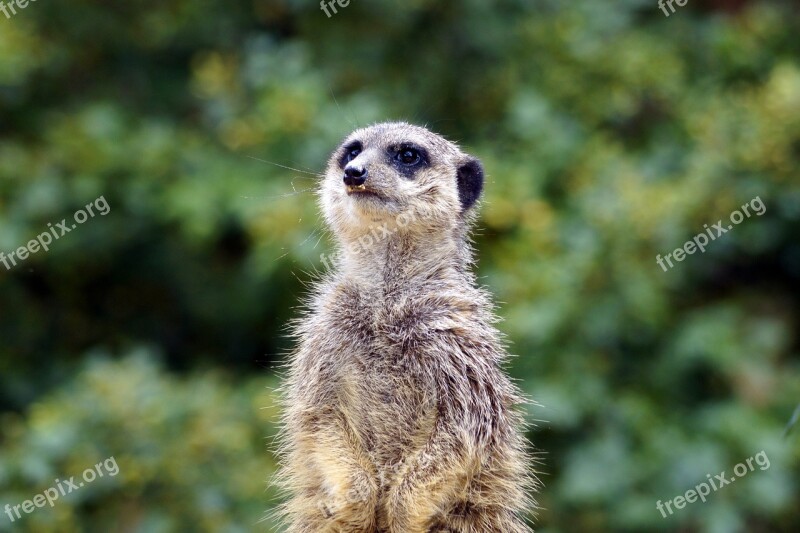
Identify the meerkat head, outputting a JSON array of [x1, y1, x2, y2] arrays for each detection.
[[320, 122, 484, 244]]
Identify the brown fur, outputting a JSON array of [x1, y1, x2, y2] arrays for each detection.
[[277, 123, 536, 532]]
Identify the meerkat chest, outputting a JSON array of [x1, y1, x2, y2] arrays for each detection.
[[340, 355, 437, 462], [324, 291, 440, 456]]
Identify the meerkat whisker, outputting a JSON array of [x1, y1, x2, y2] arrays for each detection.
[[246, 155, 322, 177], [240, 188, 317, 201]]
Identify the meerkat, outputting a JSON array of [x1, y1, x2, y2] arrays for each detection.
[[278, 122, 535, 532]]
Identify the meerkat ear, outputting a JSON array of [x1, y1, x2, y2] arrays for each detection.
[[456, 157, 484, 211]]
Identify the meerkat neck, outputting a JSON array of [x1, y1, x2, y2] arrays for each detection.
[[337, 228, 472, 290]]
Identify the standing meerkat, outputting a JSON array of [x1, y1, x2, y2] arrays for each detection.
[[278, 122, 535, 532]]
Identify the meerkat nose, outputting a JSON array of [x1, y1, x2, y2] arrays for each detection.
[[343, 165, 368, 187]]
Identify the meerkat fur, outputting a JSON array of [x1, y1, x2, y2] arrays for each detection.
[[277, 122, 536, 532]]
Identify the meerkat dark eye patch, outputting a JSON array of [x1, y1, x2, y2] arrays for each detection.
[[339, 141, 362, 168], [456, 158, 484, 211], [389, 143, 429, 178], [396, 147, 421, 165]]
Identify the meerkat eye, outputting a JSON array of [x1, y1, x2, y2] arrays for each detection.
[[346, 147, 361, 162], [396, 147, 421, 166], [340, 142, 362, 167]]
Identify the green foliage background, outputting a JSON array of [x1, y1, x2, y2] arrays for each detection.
[[1, 0, 799, 531]]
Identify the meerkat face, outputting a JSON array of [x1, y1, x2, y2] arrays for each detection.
[[320, 122, 484, 238]]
